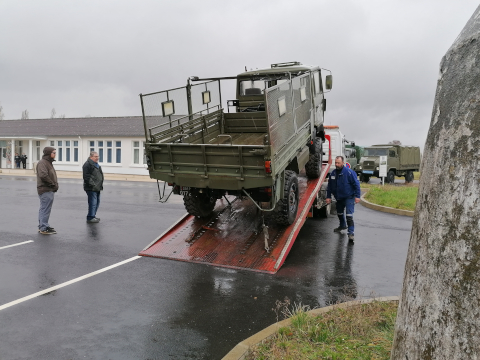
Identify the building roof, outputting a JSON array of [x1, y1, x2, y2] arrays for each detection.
[[0, 116, 175, 137]]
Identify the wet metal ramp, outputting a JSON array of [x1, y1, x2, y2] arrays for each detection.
[[139, 164, 329, 274]]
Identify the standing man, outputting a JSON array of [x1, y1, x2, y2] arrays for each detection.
[[36, 147, 58, 235], [326, 156, 361, 242], [14, 152, 21, 168], [82, 151, 104, 223], [21, 153, 27, 169]]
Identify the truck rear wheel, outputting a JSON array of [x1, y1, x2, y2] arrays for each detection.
[[272, 170, 299, 225], [405, 171, 414, 183], [183, 190, 216, 218], [305, 138, 323, 179]]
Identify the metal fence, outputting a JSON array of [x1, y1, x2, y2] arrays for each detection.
[[140, 80, 221, 141]]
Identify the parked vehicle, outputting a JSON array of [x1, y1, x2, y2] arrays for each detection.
[[322, 125, 356, 173], [139, 61, 333, 224], [355, 144, 421, 183]]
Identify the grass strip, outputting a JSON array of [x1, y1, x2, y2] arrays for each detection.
[[246, 301, 398, 360], [363, 185, 418, 211]]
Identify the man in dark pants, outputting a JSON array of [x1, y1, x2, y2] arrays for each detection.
[[36, 147, 58, 234], [82, 151, 104, 223], [326, 156, 361, 242], [21, 153, 27, 169]]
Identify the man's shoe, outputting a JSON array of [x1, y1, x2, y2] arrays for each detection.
[[333, 226, 348, 233], [39, 228, 57, 235], [38, 226, 55, 233], [348, 233, 355, 242], [87, 218, 100, 223]]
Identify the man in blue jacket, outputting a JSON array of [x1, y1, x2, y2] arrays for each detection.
[[326, 156, 361, 242]]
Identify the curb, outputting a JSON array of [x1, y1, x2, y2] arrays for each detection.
[[222, 296, 399, 360], [360, 192, 414, 217]]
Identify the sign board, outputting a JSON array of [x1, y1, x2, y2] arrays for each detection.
[[345, 162, 351, 169], [379, 156, 388, 178]]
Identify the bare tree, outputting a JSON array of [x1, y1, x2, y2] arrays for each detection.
[[391, 6, 480, 359], [0, 104, 4, 120], [21, 110, 29, 119], [50, 108, 56, 118], [58, 114, 65, 118], [388, 140, 402, 145]]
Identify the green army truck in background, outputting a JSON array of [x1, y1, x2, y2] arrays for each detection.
[[355, 144, 421, 183], [139, 62, 332, 224]]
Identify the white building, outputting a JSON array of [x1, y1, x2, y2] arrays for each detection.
[[0, 117, 149, 175]]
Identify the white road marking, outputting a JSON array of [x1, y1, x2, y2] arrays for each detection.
[[0, 255, 141, 311], [0, 240, 34, 250]]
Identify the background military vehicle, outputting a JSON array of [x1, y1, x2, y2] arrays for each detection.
[[140, 62, 332, 224], [356, 144, 420, 183]]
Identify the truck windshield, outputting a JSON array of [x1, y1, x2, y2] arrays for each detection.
[[364, 148, 388, 156]]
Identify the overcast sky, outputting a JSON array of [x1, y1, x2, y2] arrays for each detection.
[[1, 1, 478, 148]]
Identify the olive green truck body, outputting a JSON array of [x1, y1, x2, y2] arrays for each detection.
[[139, 62, 332, 223], [355, 144, 421, 183]]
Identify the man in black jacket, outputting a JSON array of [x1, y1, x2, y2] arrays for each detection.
[[82, 151, 104, 223]]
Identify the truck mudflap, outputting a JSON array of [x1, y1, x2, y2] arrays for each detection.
[[139, 135, 332, 274]]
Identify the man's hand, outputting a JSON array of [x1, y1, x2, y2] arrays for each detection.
[[355, 197, 361, 204], [325, 198, 331, 204]]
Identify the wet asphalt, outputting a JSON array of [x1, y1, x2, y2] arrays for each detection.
[[0, 175, 412, 360]]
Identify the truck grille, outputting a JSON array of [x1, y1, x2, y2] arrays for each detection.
[[363, 161, 375, 170]]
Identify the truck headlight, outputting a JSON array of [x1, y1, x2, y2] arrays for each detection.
[[359, 165, 362, 169], [376, 166, 379, 170]]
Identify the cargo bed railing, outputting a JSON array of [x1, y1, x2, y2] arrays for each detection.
[[140, 79, 222, 143]]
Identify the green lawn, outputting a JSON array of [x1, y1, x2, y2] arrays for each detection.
[[363, 185, 418, 211], [246, 301, 398, 360]]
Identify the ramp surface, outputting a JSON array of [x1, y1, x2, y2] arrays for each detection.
[[139, 164, 329, 274]]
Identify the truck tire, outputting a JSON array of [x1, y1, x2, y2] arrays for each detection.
[[272, 170, 299, 225], [386, 170, 395, 184], [405, 171, 414, 183], [360, 174, 370, 183], [305, 138, 323, 179], [183, 191, 216, 218]]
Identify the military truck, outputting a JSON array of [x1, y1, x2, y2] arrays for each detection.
[[356, 144, 420, 183], [139, 62, 332, 224]]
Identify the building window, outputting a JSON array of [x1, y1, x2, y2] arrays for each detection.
[[90, 140, 121, 164], [133, 141, 145, 165], [53, 139, 79, 163]]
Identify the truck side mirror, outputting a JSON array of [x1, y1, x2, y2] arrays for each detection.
[[325, 75, 333, 90]]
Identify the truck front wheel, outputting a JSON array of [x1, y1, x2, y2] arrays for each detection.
[[386, 171, 395, 184], [183, 190, 216, 218], [272, 170, 299, 225]]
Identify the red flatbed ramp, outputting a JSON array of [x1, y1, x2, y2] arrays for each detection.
[[139, 163, 331, 274]]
